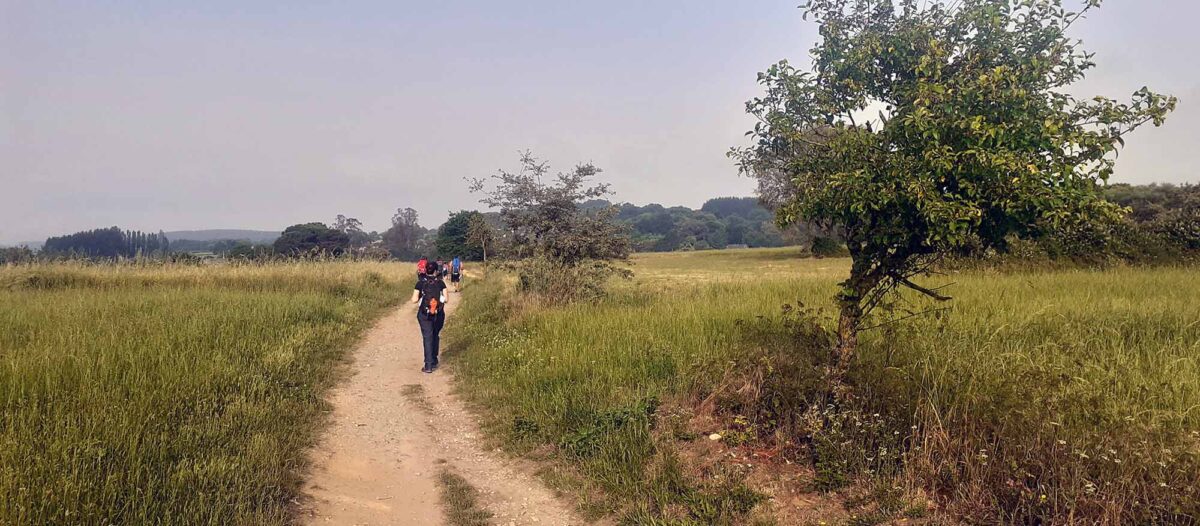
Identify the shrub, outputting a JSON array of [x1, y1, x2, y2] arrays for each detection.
[[810, 236, 848, 258], [515, 257, 631, 304], [472, 152, 633, 302]]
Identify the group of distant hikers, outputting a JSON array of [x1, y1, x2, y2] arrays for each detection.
[[411, 256, 462, 373]]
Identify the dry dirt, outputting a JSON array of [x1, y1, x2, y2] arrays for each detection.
[[302, 293, 585, 526]]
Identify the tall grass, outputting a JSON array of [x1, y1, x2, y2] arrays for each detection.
[[447, 251, 1200, 524], [0, 261, 409, 525], [873, 268, 1200, 522]]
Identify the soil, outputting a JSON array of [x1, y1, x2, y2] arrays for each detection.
[[301, 294, 585, 525]]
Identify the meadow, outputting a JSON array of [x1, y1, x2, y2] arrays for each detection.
[[0, 262, 409, 525], [447, 248, 1200, 524]]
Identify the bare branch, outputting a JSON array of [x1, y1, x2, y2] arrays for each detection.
[[896, 276, 953, 301], [860, 306, 953, 332]]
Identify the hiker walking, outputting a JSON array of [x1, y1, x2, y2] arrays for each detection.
[[411, 262, 447, 373], [450, 256, 462, 292]]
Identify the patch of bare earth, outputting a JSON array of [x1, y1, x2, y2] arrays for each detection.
[[301, 297, 585, 525], [675, 407, 944, 525]]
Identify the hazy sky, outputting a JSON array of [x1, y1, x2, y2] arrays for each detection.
[[3, 1, 1198, 244]]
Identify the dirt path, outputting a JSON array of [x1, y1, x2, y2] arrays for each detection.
[[302, 294, 584, 526]]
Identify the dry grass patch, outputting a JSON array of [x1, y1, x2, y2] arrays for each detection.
[[437, 467, 494, 526]]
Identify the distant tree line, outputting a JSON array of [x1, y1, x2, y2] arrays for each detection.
[[264, 208, 433, 260], [0, 246, 35, 264], [939, 183, 1200, 265], [41, 227, 169, 258], [1104, 183, 1200, 237], [584, 197, 794, 252], [10, 184, 1194, 265]]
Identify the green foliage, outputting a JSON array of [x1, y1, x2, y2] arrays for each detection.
[[436, 210, 486, 260], [623, 450, 766, 526], [465, 213, 499, 262], [273, 222, 349, 256], [1141, 185, 1200, 251], [733, 0, 1177, 368], [472, 152, 631, 265], [611, 198, 792, 252], [951, 183, 1200, 266], [514, 257, 632, 304], [701, 197, 772, 220], [1105, 183, 1200, 223], [811, 236, 847, 258]]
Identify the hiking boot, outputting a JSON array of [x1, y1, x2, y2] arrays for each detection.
[[421, 366, 433, 374]]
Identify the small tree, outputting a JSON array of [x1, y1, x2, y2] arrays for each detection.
[[466, 213, 497, 266], [732, 0, 1175, 379], [471, 152, 631, 300]]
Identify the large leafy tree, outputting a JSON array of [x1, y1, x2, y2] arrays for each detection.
[[435, 210, 486, 260], [273, 223, 349, 256], [732, 0, 1175, 378]]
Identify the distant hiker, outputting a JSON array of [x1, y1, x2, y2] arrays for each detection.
[[441, 261, 450, 279], [412, 263, 447, 373], [417, 257, 428, 278], [450, 256, 462, 292]]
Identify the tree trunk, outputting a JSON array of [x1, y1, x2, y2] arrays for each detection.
[[828, 254, 876, 395], [834, 300, 862, 378]]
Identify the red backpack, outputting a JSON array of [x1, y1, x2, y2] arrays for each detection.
[[417, 258, 428, 275]]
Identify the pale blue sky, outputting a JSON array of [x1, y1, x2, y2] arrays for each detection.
[[3, 1, 1198, 243]]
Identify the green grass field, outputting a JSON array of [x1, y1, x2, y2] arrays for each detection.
[[0, 262, 408, 525], [4, 253, 1197, 524], [448, 249, 1200, 524]]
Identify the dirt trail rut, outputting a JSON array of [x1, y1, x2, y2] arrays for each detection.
[[303, 294, 583, 525]]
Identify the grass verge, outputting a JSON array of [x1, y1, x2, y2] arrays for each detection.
[[0, 261, 409, 525], [446, 250, 1200, 524]]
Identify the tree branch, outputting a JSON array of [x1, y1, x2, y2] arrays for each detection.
[[860, 306, 953, 332], [896, 276, 953, 301]]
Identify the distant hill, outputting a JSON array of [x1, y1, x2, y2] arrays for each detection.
[[164, 230, 280, 243]]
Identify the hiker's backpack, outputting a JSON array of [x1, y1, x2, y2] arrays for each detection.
[[417, 258, 428, 275], [417, 276, 442, 318], [451, 257, 461, 273]]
